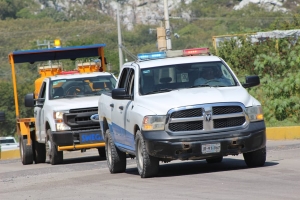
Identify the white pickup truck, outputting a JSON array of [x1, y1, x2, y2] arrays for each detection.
[[96, 48, 266, 178], [25, 71, 117, 165]]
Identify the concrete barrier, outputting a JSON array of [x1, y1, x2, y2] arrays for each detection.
[[0, 126, 299, 160], [0, 149, 20, 160], [266, 126, 300, 140]]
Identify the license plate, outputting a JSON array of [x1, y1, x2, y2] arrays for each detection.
[[202, 143, 221, 154], [80, 132, 103, 144]]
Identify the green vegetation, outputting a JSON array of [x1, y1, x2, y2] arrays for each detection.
[[0, 0, 300, 136]]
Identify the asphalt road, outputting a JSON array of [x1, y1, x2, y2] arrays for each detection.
[[1, 140, 300, 200]]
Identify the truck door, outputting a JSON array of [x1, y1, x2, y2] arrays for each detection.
[[124, 69, 135, 150], [111, 68, 130, 147], [34, 82, 46, 142]]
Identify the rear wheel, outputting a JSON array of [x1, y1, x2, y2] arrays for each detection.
[[105, 129, 126, 173], [206, 156, 223, 164], [19, 137, 33, 165], [46, 129, 63, 165], [34, 141, 46, 164], [135, 131, 159, 178], [98, 147, 107, 159], [243, 147, 266, 167]]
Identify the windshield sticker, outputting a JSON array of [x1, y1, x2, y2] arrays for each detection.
[[143, 70, 151, 74], [53, 80, 66, 85], [181, 73, 189, 82]]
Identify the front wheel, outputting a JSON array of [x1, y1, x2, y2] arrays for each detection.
[[243, 147, 266, 167], [19, 137, 33, 165], [135, 130, 159, 178], [105, 129, 126, 173], [46, 129, 63, 165]]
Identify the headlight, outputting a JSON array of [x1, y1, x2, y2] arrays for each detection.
[[56, 123, 71, 131], [53, 111, 70, 131], [53, 111, 68, 123], [246, 106, 264, 122], [142, 115, 166, 131]]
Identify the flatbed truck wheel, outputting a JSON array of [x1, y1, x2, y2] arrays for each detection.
[[243, 147, 266, 167], [34, 141, 46, 163], [19, 137, 33, 165], [46, 129, 63, 165], [98, 147, 107, 159], [105, 129, 126, 173], [135, 130, 159, 178]]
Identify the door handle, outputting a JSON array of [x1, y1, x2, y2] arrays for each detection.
[[110, 104, 114, 108], [119, 106, 124, 110]]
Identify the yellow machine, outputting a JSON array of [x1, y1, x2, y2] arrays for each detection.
[[8, 43, 110, 165]]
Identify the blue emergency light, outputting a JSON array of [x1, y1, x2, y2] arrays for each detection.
[[137, 51, 166, 60]]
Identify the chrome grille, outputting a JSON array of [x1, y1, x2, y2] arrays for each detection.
[[167, 103, 247, 135], [213, 106, 242, 115], [214, 117, 245, 128], [169, 121, 203, 131], [170, 108, 203, 118]]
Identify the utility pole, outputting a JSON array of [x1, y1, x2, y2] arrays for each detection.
[[164, 0, 172, 50], [117, 2, 124, 72]]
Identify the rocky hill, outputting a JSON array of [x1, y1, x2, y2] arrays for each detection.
[[33, 0, 299, 30]]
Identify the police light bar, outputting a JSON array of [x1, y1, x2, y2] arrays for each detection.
[[183, 48, 209, 56], [137, 51, 166, 60], [137, 47, 210, 61]]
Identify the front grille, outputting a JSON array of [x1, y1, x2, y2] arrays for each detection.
[[64, 107, 100, 131], [167, 103, 247, 134], [214, 117, 245, 128], [170, 108, 203, 118], [169, 121, 203, 132], [70, 107, 98, 113], [213, 106, 242, 115]]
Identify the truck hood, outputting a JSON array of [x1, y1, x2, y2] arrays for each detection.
[[137, 86, 259, 115], [47, 96, 99, 111]]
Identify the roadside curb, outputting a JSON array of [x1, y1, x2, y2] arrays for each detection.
[[0, 149, 20, 160], [266, 126, 300, 140]]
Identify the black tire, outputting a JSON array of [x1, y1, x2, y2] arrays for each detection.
[[135, 130, 159, 178], [19, 137, 33, 165], [105, 129, 126, 173], [46, 129, 63, 165], [243, 147, 266, 168], [98, 147, 107, 159], [34, 141, 46, 164], [206, 156, 223, 164]]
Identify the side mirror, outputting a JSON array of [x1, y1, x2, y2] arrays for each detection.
[[25, 93, 35, 107], [112, 88, 132, 100], [242, 75, 260, 88]]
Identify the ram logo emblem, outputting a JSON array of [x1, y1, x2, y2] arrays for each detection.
[[205, 113, 212, 121]]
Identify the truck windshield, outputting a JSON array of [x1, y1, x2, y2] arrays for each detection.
[[49, 75, 116, 99], [140, 61, 237, 95]]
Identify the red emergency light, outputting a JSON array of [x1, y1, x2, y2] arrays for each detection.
[[59, 70, 80, 75], [183, 48, 210, 56]]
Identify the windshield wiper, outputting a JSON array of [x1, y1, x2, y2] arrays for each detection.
[[145, 88, 173, 95], [190, 84, 210, 88]]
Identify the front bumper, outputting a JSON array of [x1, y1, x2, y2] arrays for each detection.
[[51, 129, 104, 149], [143, 121, 266, 160]]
